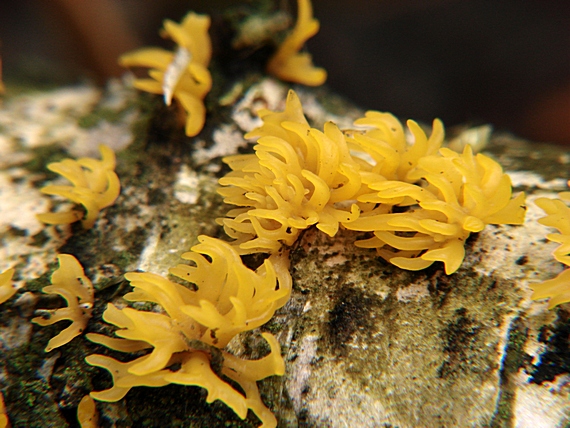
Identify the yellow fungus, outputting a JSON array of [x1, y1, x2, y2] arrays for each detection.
[[347, 112, 444, 183], [32, 254, 94, 352], [37, 145, 120, 229], [86, 236, 290, 427], [531, 192, 570, 308], [344, 145, 526, 274], [0, 391, 8, 428], [0, 268, 16, 305], [266, 0, 327, 86], [120, 12, 212, 137], [77, 395, 98, 428], [85, 354, 171, 402], [218, 90, 362, 253]]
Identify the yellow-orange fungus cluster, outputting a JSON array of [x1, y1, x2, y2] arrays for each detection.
[[86, 236, 291, 427], [0, 268, 16, 305], [120, 12, 212, 137], [32, 254, 94, 352], [218, 89, 526, 274], [531, 192, 570, 308], [266, 0, 327, 86], [219, 90, 362, 253], [344, 145, 526, 274], [37, 145, 120, 229]]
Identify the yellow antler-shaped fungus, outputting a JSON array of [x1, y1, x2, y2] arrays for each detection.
[[344, 145, 526, 274], [32, 254, 94, 352], [37, 145, 120, 229], [120, 12, 212, 137], [267, 0, 327, 86], [0, 268, 16, 305], [346, 112, 444, 183], [170, 236, 292, 346], [531, 192, 570, 308], [0, 391, 8, 428], [218, 90, 363, 253], [77, 395, 98, 428], [86, 236, 290, 427]]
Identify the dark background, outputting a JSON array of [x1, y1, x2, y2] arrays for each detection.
[[1, 0, 569, 145]]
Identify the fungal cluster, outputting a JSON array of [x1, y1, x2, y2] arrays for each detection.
[[0, 0, 568, 427], [36, 145, 120, 229], [85, 236, 291, 426], [530, 192, 570, 308], [218, 90, 526, 275]]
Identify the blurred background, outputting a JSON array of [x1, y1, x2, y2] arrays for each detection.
[[0, 0, 569, 145]]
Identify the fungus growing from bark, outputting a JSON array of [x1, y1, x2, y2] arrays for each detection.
[[32, 254, 94, 352], [37, 145, 120, 229]]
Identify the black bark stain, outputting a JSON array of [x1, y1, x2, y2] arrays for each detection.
[[529, 309, 570, 384]]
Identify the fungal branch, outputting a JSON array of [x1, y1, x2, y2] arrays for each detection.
[[531, 192, 570, 308], [120, 12, 212, 137], [0, 268, 16, 305], [32, 254, 94, 352], [267, 0, 327, 86]]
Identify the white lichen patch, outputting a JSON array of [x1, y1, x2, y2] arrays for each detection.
[[321, 241, 348, 267], [232, 79, 287, 132], [0, 317, 33, 350], [67, 111, 137, 159], [0, 169, 48, 235], [174, 164, 200, 204], [295, 89, 358, 130], [507, 171, 568, 190], [192, 124, 248, 165], [0, 81, 139, 162], [99, 76, 139, 111], [396, 281, 431, 303], [287, 333, 318, 412], [0, 86, 100, 151], [136, 223, 167, 275], [0, 165, 70, 293], [523, 305, 558, 359], [511, 371, 570, 428]]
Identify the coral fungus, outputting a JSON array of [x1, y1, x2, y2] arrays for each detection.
[[120, 12, 212, 137], [218, 89, 362, 253], [37, 145, 120, 229], [531, 192, 570, 308], [346, 112, 444, 183], [86, 236, 291, 427], [0, 268, 16, 305], [0, 391, 8, 428], [77, 395, 98, 428], [32, 254, 94, 352], [218, 89, 525, 273], [266, 0, 327, 86], [344, 145, 526, 274]]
